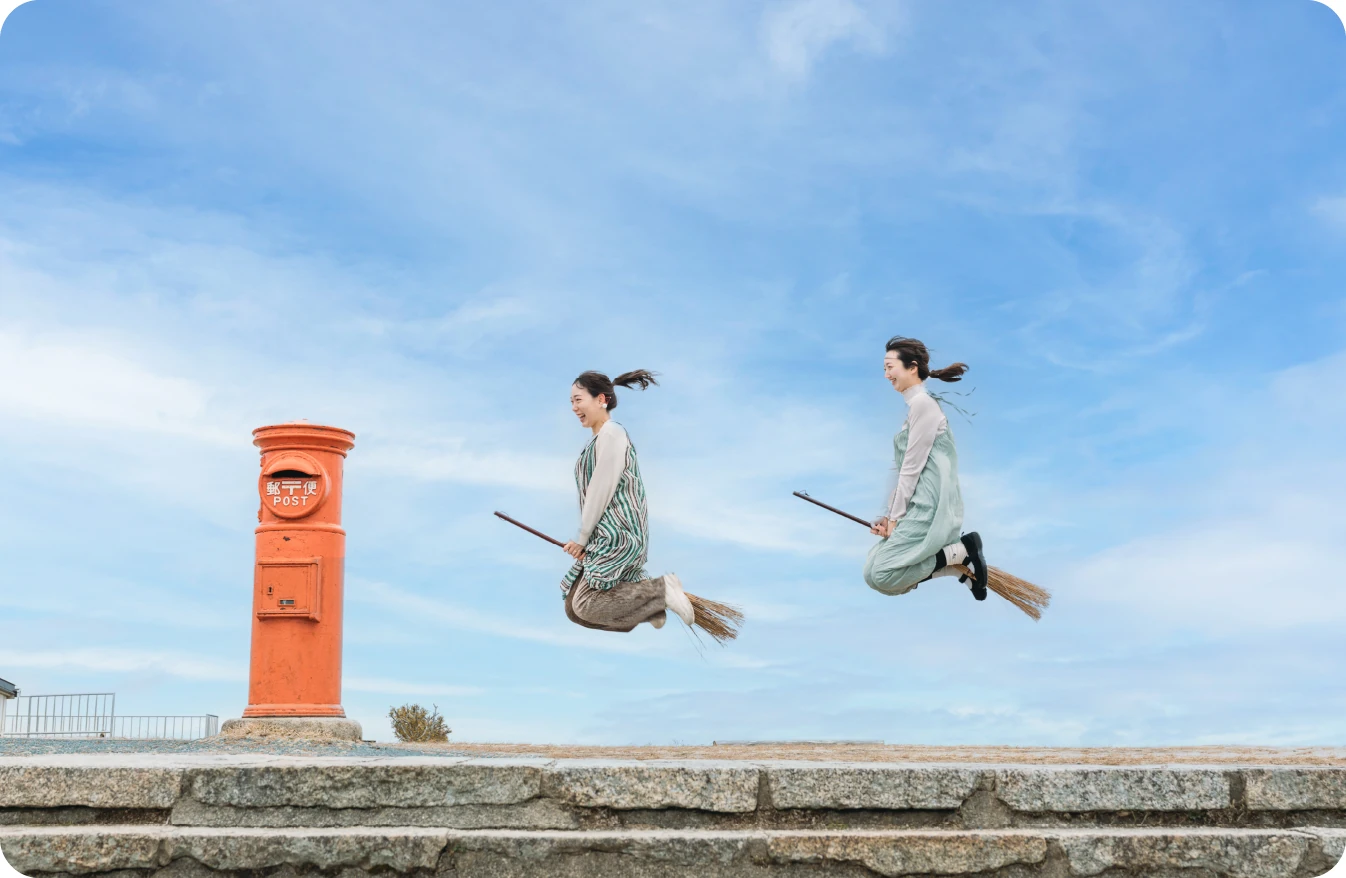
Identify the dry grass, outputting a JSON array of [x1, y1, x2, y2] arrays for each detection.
[[388, 703, 451, 743], [392, 741, 1346, 766]]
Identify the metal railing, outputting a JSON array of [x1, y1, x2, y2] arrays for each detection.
[[109, 715, 219, 740], [2, 693, 115, 737], [1, 693, 218, 740]]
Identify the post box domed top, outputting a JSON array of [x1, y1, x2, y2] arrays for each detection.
[[253, 422, 356, 456]]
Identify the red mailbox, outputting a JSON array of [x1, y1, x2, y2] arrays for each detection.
[[242, 422, 355, 720]]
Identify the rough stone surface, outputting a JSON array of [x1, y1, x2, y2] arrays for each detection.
[[996, 768, 1231, 812], [0, 808, 167, 827], [1308, 827, 1346, 862], [4, 756, 1346, 877], [1051, 828, 1314, 878], [448, 829, 751, 865], [218, 718, 363, 742], [162, 826, 447, 872], [7, 826, 1340, 877], [169, 797, 577, 830], [0, 826, 167, 874], [546, 761, 760, 813], [764, 829, 1049, 876], [0, 826, 448, 874], [1244, 769, 1346, 811], [765, 765, 982, 812], [0, 766, 183, 809], [184, 758, 541, 808]]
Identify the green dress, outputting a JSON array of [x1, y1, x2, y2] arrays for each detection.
[[862, 421, 965, 596], [560, 427, 650, 596]]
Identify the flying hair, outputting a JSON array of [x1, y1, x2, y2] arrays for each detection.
[[573, 369, 660, 411]]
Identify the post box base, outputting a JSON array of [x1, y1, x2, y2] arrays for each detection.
[[220, 716, 364, 741]]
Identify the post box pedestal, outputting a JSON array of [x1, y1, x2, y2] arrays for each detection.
[[220, 716, 363, 741]]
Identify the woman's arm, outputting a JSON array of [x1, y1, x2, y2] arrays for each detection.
[[576, 423, 630, 546], [886, 395, 944, 524]]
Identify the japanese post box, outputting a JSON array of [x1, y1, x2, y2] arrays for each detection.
[[243, 422, 356, 718]]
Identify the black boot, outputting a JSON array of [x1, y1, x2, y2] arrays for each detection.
[[961, 532, 988, 601]]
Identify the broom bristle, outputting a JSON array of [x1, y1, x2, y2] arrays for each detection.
[[686, 593, 744, 643], [949, 564, 1051, 621]]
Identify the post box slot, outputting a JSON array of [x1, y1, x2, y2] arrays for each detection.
[[268, 469, 316, 478]]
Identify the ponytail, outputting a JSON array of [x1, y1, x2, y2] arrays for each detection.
[[574, 369, 659, 411], [885, 336, 968, 383], [928, 362, 969, 383], [613, 369, 659, 391]]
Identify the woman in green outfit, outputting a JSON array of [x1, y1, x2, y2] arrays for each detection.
[[559, 369, 698, 633], [863, 337, 990, 601]]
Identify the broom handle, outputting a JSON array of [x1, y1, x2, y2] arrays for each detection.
[[494, 511, 567, 548], [792, 491, 874, 528]]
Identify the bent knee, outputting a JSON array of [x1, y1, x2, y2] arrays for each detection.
[[865, 567, 922, 596]]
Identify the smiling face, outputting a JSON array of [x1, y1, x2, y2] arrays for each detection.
[[884, 350, 921, 392], [571, 383, 609, 429]]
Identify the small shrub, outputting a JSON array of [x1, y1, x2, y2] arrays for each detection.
[[388, 703, 451, 743]]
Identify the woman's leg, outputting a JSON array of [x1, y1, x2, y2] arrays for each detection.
[[565, 578, 612, 631], [863, 541, 939, 596], [569, 576, 667, 632]]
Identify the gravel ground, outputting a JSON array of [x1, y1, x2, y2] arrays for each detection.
[[3, 738, 1345, 764], [0, 738, 462, 758]]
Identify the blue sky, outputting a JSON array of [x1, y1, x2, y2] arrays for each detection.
[[0, 0, 1344, 745]]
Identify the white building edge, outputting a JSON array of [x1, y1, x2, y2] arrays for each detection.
[[0, 677, 17, 731]]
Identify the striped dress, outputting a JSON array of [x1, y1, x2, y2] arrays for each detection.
[[560, 422, 651, 595]]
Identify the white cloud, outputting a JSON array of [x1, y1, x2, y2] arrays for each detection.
[[0, 648, 244, 682], [1067, 511, 1343, 632], [360, 441, 572, 494], [1312, 194, 1346, 228], [351, 580, 773, 669], [0, 326, 235, 444], [762, 0, 888, 81], [1061, 350, 1346, 633], [346, 295, 543, 351], [345, 676, 484, 697]]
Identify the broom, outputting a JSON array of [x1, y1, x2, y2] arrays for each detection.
[[792, 491, 1051, 621], [493, 511, 744, 642]]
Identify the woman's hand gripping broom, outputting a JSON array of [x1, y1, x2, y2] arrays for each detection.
[[493, 512, 744, 642], [791, 492, 1051, 621]]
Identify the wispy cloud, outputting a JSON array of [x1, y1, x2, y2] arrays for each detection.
[[351, 579, 772, 669], [0, 326, 235, 444], [345, 676, 484, 697], [761, 0, 890, 81], [1312, 194, 1346, 229], [0, 649, 244, 682]]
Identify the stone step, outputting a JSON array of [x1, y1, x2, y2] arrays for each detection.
[[2, 757, 1345, 830], [1, 824, 1343, 877]]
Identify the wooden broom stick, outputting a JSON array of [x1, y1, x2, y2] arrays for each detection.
[[792, 491, 1051, 621], [494, 511, 566, 547], [493, 511, 745, 641]]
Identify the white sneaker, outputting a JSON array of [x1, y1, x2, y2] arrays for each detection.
[[663, 573, 695, 626]]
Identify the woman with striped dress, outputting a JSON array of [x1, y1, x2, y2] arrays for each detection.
[[559, 370, 697, 632]]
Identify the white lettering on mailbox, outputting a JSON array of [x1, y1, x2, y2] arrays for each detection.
[[266, 479, 320, 507]]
